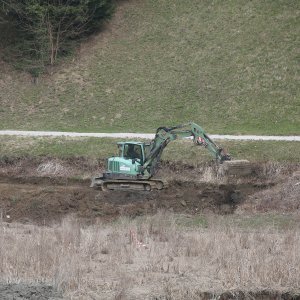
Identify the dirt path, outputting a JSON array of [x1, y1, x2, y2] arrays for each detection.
[[1, 130, 300, 141]]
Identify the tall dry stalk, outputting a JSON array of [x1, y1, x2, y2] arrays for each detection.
[[0, 212, 299, 299]]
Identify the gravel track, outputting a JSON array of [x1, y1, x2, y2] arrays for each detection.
[[1, 130, 300, 141]]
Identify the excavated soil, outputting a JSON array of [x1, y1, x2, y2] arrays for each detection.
[[0, 177, 255, 224], [0, 157, 299, 224]]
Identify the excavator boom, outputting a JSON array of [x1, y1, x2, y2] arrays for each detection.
[[142, 122, 230, 178]]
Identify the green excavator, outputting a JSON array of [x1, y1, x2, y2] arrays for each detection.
[[91, 122, 250, 191]]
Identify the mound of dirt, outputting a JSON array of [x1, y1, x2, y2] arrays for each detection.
[[238, 171, 300, 213], [0, 156, 101, 179]]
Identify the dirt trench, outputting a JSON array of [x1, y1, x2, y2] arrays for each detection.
[[0, 157, 298, 224], [0, 178, 248, 223], [0, 176, 271, 224]]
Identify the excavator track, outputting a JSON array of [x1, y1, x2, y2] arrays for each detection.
[[91, 177, 165, 191]]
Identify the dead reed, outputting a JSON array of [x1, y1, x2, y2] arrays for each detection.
[[0, 211, 299, 299]]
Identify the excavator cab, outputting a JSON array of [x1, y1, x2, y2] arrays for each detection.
[[92, 140, 163, 190], [104, 142, 146, 179]]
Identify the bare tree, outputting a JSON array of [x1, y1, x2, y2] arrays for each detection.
[[0, 0, 113, 73]]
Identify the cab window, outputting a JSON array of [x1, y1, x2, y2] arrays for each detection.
[[123, 144, 143, 161]]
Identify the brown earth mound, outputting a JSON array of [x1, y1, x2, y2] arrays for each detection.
[[238, 170, 300, 213]]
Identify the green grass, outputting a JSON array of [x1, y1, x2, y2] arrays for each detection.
[[0, 0, 299, 134], [177, 215, 209, 228], [0, 136, 299, 163]]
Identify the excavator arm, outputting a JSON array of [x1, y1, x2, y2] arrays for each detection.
[[141, 122, 231, 177]]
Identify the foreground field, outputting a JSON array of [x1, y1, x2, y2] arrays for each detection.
[[1, 213, 300, 299], [0, 0, 299, 134]]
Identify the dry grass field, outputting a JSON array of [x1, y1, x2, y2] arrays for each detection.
[[1, 212, 300, 299]]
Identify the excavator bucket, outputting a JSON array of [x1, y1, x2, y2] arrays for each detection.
[[220, 160, 252, 176]]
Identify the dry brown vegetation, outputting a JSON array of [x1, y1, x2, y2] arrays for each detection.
[[238, 170, 300, 213], [0, 211, 300, 299]]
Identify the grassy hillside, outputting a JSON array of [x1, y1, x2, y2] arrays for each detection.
[[0, 0, 299, 134]]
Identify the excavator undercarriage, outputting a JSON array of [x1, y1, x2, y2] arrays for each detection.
[[91, 175, 165, 191]]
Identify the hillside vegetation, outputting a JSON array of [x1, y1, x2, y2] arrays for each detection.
[[0, 0, 299, 134]]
